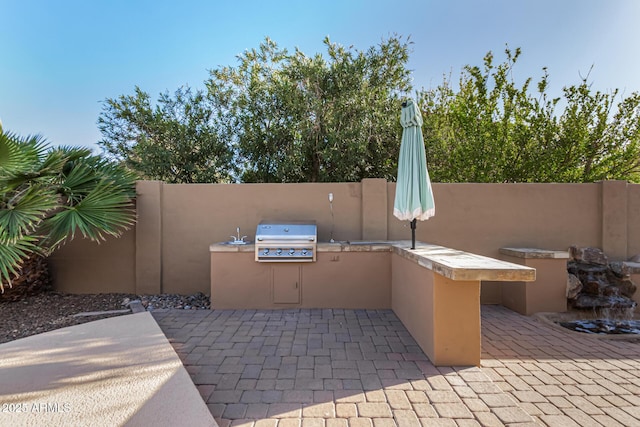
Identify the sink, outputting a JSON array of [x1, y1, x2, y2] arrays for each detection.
[[219, 240, 251, 245]]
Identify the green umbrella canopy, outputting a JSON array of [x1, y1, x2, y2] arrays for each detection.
[[393, 99, 435, 246]]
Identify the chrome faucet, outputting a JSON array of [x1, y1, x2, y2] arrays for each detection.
[[231, 227, 248, 243]]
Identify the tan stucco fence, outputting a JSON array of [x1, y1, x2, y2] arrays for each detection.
[[49, 179, 640, 308]]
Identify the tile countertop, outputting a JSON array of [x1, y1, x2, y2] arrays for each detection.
[[208, 241, 398, 253], [499, 247, 570, 259], [210, 241, 536, 283], [394, 242, 536, 282]]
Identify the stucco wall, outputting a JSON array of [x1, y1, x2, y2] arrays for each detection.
[[628, 184, 640, 258], [391, 253, 435, 359], [48, 180, 640, 296], [161, 183, 363, 294], [49, 228, 136, 294], [391, 253, 481, 366], [388, 183, 602, 258]]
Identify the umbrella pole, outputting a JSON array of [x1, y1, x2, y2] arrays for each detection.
[[410, 219, 417, 249]]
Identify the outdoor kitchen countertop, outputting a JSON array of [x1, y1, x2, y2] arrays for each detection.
[[209, 241, 399, 253], [208, 241, 397, 252], [393, 242, 536, 282], [499, 247, 571, 259], [209, 242, 256, 252], [210, 240, 535, 282]]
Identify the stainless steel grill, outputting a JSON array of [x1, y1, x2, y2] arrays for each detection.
[[255, 221, 317, 262]]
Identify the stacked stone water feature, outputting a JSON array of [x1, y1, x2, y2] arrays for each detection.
[[567, 246, 637, 313]]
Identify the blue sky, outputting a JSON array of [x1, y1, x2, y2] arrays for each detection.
[[2, 0, 639, 151]]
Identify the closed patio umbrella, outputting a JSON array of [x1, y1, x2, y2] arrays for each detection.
[[393, 99, 435, 249]]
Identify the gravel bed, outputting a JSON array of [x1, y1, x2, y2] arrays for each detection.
[[0, 291, 210, 344]]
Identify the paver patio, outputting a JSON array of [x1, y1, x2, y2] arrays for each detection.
[[481, 305, 640, 426], [152, 305, 640, 427]]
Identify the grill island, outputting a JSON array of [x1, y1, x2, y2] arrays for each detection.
[[255, 221, 317, 262], [210, 239, 535, 367]]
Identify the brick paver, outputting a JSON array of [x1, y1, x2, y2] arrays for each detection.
[[153, 305, 640, 427], [481, 305, 640, 427]]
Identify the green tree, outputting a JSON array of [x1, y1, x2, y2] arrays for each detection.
[[208, 36, 412, 182], [98, 86, 235, 183], [207, 38, 295, 182], [0, 130, 136, 293], [97, 40, 640, 184], [419, 48, 640, 183], [554, 83, 640, 182]]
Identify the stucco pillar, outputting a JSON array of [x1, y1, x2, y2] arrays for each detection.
[[361, 178, 388, 240], [498, 248, 570, 315], [135, 180, 163, 294], [432, 275, 481, 366], [601, 180, 628, 261], [391, 253, 482, 367]]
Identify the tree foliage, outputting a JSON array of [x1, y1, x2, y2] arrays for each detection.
[[97, 38, 640, 184], [208, 36, 412, 182], [418, 48, 640, 183], [98, 86, 235, 183], [0, 130, 136, 291]]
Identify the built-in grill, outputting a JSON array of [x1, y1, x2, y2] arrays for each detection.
[[255, 221, 317, 262]]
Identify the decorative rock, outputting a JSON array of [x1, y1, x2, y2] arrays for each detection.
[[560, 318, 640, 335], [573, 294, 636, 309], [603, 286, 620, 297], [568, 246, 637, 312], [119, 293, 210, 311], [583, 279, 605, 296], [566, 274, 582, 299], [569, 246, 608, 265], [608, 262, 628, 279], [606, 275, 637, 298], [568, 261, 606, 278], [139, 292, 210, 310]]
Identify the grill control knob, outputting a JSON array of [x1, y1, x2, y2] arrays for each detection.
[[276, 248, 282, 255], [263, 248, 270, 255], [289, 248, 295, 255], [302, 249, 308, 255]]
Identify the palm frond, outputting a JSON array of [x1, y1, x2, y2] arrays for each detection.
[[84, 155, 138, 197], [99, 166, 138, 198], [0, 130, 137, 287], [11, 134, 49, 171], [57, 147, 95, 177], [38, 148, 69, 178], [57, 162, 100, 202], [44, 181, 135, 248], [53, 145, 93, 162], [0, 132, 25, 175], [0, 235, 40, 292], [0, 133, 56, 192], [0, 185, 57, 239]]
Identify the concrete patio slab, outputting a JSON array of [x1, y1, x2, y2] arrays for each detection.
[[0, 312, 216, 427]]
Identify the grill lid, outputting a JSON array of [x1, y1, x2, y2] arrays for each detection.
[[256, 221, 317, 241]]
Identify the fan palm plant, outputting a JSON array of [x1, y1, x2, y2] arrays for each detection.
[[0, 129, 136, 293]]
